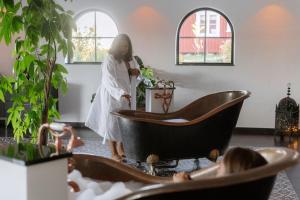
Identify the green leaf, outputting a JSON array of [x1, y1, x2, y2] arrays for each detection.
[[12, 16, 23, 33], [55, 64, 68, 74], [15, 38, 23, 53], [3, 0, 14, 9], [0, 90, 4, 102], [28, 64, 35, 77], [61, 79, 68, 94], [2, 14, 13, 45], [23, 54, 35, 69]]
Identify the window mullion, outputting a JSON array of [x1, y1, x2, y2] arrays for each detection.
[[94, 11, 97, 62], [204, 10, 207, 63]]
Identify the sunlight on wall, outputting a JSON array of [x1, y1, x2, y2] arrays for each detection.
[[128, 5, 169, 33], [240, 4, 297, 39]]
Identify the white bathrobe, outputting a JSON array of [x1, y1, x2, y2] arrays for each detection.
[[85, 54, 138, 142]]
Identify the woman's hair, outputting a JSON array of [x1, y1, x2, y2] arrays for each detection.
[[109, 34, 133, 63], [222, 147, 268, 174]]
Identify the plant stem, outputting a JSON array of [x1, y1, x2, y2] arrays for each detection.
[[41, 32, 57, 145]]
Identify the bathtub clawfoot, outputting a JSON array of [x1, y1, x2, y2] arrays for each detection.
[[146, 154, 160, 176], [208, 149, 220, 162]]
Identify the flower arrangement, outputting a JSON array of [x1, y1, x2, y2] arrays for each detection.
[[134, 56, 159, 107]]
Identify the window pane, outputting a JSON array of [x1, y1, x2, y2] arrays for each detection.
[[180, 11, 205, 37], [73, 12, 95, 37], [96, 12, 118, 37], [195, 11, 206, 37], [179, 38, 205, 63], [96, 38, 114, 62], [208, 15, 217, 35], [70, 11, 119, 63], [220, 16, 232, 38], [72, 38, 95, 62], [205, 38, 232, 63], [206, 11, 220, 37]]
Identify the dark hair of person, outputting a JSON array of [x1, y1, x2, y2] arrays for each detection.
[[109, 34, 133, 63]]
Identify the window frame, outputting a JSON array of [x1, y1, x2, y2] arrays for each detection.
[[176, 7, 234, 66], [66, 9, 118, 65]]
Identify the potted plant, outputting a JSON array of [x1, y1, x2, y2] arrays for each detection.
[[0, 0, 75, 198], [0, 0, 75, 143]]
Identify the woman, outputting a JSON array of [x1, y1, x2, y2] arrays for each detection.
[[85, 34, 140, 162], [173, 147, 268, 182]]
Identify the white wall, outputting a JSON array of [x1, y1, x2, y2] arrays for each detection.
[[1, 0, 300, 128], [0, 41, 14, 76]]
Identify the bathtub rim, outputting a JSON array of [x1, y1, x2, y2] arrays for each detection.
[[112, 90, 251, 127]]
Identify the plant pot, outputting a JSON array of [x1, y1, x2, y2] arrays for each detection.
[[0, 153, 71, 200]]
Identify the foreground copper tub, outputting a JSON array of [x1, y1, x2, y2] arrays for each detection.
[[112, 90, 251, 162], [73, 147, 299, 200]]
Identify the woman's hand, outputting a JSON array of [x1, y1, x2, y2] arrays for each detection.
[[122, 94, 131, 107], [173, 172, 191, 183], [129, 68, 140, 76], [122, 94, 131, 101]]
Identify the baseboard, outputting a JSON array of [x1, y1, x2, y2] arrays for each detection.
[[54, 121, 86, 128], [57, 123, 276, 135], [233, 127, 275, 135], [0, 119, 276, 136]]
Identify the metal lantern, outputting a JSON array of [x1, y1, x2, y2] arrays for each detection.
[[275, 84, 299, 135]]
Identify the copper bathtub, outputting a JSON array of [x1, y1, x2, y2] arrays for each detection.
[[73, 147, 299, 200], [112, 90, 251, 163]]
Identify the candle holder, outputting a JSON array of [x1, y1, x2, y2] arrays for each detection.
[[275, 83, 299, 136]]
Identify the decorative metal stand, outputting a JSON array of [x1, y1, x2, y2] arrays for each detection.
[[144, 154, 180, 176], [154, 80, 175, 114], [38, 123, 84, 157]]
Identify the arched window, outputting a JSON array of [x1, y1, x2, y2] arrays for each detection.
[[176, 8, 234, 65], [68, 10, 118, 63]]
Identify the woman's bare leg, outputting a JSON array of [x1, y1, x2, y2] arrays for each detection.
[[117, 142, 125, 157], [109, 140, 122, 162]]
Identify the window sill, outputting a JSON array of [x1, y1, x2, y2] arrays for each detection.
[[65, 62, 103, 65], [176, 62, 235, 66]]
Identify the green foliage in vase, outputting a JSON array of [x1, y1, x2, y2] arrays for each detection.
[[0, 0, 76, 142], [137, 67, 157, 107]]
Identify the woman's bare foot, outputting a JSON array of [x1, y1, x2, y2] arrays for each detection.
[[173, 172, 191, 183], [111, 154, 122, 162], [117, 142, 126, 158], [109, 140, 123, 162]]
